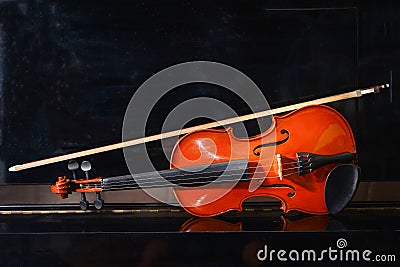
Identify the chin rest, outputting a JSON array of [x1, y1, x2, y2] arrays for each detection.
[[325, 164, 359, 215]]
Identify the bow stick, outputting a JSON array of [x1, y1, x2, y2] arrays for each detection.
[[9, 84, 389, 172]]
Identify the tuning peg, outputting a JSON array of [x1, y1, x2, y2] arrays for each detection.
[[80, 193, 89, 211], [68, 160, 79, 171], [67, 160, 79, 180], [79, 160, 91, 211], [94, 193, 104, 210], [81, 160, 92, 179]]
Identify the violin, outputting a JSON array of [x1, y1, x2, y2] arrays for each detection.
[[11, 84, 389, 216], [51, 104, 358, 215]]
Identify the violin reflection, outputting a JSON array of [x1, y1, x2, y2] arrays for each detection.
[[181, 217, 243, 232], [180, 215, 345, 232], [282, 215, 340, 231]]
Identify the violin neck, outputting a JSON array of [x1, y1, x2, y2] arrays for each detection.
[[100, 160, 249, 192]]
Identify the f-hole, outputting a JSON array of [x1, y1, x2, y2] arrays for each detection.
[[253, 129, 290, 156]]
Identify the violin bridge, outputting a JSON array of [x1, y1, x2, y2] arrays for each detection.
[[276, 154, 283, 180]]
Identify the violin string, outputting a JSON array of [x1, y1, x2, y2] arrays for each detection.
[[73, 165, 272, 188], [81, 168, 301, 191], [103, 166, 301, 189], [100, 170, 301, 191], [105, 170, 256, 187], [89, 171, 299, 191], [70, 156, 305, 185], [94, 164, 302, 188], [98, 162, 302, 185], [78, 164, 304, 191], [71, 156, 311, 192], [133, 159, 301, 180]]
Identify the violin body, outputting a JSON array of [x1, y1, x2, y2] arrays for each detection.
[[170, 105, 357, 217]]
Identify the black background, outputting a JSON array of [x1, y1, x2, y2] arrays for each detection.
[[0, 2, 399, 267], [0, 0, 398, 184]]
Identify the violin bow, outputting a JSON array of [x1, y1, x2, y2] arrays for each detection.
[[9, 84, 389, 172]]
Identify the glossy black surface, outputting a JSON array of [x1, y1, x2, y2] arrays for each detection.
[[1, 203, 400, 233], [0, 205, 399, 266]]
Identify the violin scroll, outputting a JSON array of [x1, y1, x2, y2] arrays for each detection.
[[50, 176, 72, 199]]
